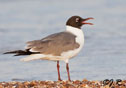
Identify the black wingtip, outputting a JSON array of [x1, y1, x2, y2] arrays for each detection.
[[3, 51, 16, 54], [3, 52, 10, 54], [3, 49, 39, 56]]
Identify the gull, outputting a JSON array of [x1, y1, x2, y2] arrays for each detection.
[[4, 16, 94, 81]]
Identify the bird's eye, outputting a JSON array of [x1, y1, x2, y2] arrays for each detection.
[[76, 18, 79, 22]]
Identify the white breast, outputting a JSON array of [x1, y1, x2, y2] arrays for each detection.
[[66, 26, 84, 48], [61, 26, 84, 63]]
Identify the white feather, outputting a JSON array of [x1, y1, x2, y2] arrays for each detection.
[[20, 54, 64, 62], [20, 54, 44, 61]]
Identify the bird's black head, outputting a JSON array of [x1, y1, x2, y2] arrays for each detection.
[[66, 16, 94, 29]]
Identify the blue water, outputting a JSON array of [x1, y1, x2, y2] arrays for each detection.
[[0, 0, 126, 81]]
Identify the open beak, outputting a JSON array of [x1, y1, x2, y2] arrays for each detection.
[[82, 17, 94, 25]]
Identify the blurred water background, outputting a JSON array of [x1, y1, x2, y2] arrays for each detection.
[[0, 0, 126, 81]]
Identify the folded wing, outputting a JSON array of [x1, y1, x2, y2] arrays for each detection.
[[26, 32, 80, 56]]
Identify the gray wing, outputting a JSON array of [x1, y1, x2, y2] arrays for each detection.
[[26, 32, 80, 56]]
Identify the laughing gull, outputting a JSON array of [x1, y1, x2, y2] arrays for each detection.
[[4, 16, 93, 81]]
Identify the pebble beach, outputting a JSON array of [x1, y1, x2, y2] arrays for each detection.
[[0, 79, 126, 88]]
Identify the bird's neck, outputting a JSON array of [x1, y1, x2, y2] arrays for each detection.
[[66, 26, 83, 36], [66, 25, 84, 46]]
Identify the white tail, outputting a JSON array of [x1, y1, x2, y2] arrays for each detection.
[[20, 54, 44, 62]]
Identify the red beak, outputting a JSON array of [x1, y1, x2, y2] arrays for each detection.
[[82, 17, 94, 25]]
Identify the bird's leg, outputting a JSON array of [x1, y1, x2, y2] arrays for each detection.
[[57, 61, 62, 81], [66, 63, 71, 81]]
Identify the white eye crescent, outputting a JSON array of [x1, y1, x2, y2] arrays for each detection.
[[76, 18, 79, 22]]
